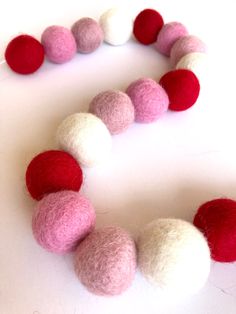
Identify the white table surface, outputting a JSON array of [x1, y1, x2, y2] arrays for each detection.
[[1, 0, 236, 313]]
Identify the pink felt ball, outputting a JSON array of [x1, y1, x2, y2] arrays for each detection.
[[71, 17, 104, 53], [89, 90, 134, 134], [126, 78, 169, 123], [74, 226, 137, 296], [170, 35, 207, 66], [32, 191, 96, 253], [155, 22, 188, 56], [41, 26, 76, 63]]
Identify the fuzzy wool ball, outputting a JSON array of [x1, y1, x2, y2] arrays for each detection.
[[126, 78, 169, 123], [26, 150, 83, 200], [176, 52, 207, 81], [170, 35, 207, 66], [155, 22, 188, 56], [74, 226, 137, 296], [32, 191, 96, 253], [5, 35, 44, 74], [194, 198, 236, 262], [99, 8, 133, 45], [133, 9, 164, 45], [57, 113, 112, 167], [89, 90, 134, 134], [41, 26, 76, 63], [138, 219, 210, 296], [71, 18, 104, 53]]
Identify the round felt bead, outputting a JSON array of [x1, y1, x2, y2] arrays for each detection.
[[133, 9, 164, 45], [99, 8, 133, 45], [137, 219, 210, 296], [170, 35, 207, 66], [5, 35, 44, 74], [71, 18, 104, 53], [41, 26, 76, 63], [159, 69, 200, 111], [194, 198, 236, 262], [26, 150, 83, 201], [57, 113, 112, 167], [126, 78, 169, 123], [74, 226, 136, 296], [155, 22, 188, 56], [176, 52, 207, 80], [89, 90, 134, 134], [32, 191, 96, 254]]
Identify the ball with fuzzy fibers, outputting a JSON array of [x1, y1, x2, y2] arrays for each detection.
[[89, 90, 134, 134], [137, 218, 210, 296], [32, 191, 96, 253], [176, 52, 207, 81], [74, 226, 137, 296], [194, 198, 236, 262], [126, 78, 169, 123], [26, 150, 83, 200], [57, 113, 112, 167]]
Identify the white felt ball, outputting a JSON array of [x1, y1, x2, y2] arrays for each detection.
[[99, 8, 133, 46], [176, 52, 207, 81], [57, 113, 112, 167], [138, 218, 211, 296]]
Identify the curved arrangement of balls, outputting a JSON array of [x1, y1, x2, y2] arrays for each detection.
[[7, 7, 234, 297]]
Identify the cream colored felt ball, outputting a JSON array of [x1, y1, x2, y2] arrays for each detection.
[[137, 218, 211, 296], [176, 52, 207, 80], [57, 113, 112, 167], [100, 8, 133, 46]]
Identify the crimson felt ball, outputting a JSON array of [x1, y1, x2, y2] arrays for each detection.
[[5, 35, 44, 74], [159, 69, 200, 111], [194, 198, 236, 262], [26, 150, 83, 200], [133, 9, 164, 45]]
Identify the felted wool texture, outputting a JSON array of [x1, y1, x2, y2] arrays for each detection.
[[89, 90, 134, 134], [74, 226, 137, 296], [99, 8, 133, 46], [32, 191, 95, 254], [170, 35, 207, 66], [176, 52, 207, 81], [126, 78, 169, 123], [41, 26, 76, 64], [194, 198, 236, 262], [71, 18, 104, 53], [137, 218, 210, 296], [26, 150, 83, 200], [159, 69, 200, 111], [56, 113, 112, 167], [5, 35, 44, 74], [133, 9, 164, 45], [155, 22, 188, 56]]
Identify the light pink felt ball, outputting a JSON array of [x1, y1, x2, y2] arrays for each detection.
[[32, 191, 96, 254], [74, 226, 137, 296], [71, 17, 104, 53], [155, 22, 188, 56], [170, 35, 207, 66], [89, 90, 134, 134], [126, 78, 169, 123], [41, 25, 76, 63]]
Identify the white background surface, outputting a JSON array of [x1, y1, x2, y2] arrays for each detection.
[[1, 0, 236, 313]]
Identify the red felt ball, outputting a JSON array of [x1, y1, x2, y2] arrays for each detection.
[[5, 35, 44, 74], [159, 69, 200, 111], [194, 198, 236, 262], [26, 150, 83, 200], [133, 9, 164, 45]]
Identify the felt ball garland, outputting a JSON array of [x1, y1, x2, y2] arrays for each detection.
[[6, 7, 227, 298]]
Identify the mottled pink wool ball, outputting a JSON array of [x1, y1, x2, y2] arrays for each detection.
[[74, 226, 137, 296], [71, 17, 104, 53], [155, 22, 188, 56], [126, 78, 169, 123], [89, 90, 134, 134], [170, 35, 207, 66], [41, 26, 76, 63], [32, 191, 96, 254]]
